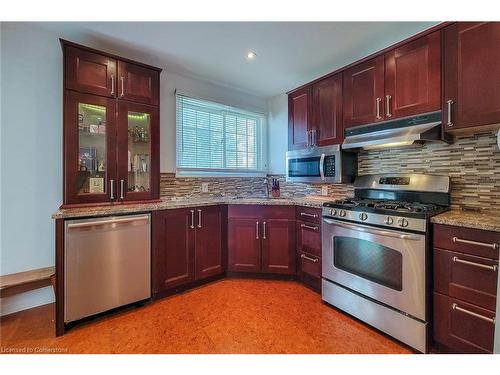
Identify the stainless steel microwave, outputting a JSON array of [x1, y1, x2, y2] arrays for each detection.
[[285, 145, 357, 183]]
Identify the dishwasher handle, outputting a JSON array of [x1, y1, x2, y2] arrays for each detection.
[[67, 215, 150, 229]]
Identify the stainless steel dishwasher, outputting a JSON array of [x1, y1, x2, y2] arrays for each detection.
[[64, 214, 151, 323]]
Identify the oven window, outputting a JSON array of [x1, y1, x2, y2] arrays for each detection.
[[333, 236, 403, 291], [288, 157, 321, 177]]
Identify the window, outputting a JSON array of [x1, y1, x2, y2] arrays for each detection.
[[176, 93, 266, 177]]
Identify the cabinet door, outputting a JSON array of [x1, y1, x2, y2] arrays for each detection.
[[64, 91, 117, 205], [228, 218, 261, 273], [343, 56, 385, 128], [65, 46, 117, 98], [385, 31, 441, 119], [261, 219, 296, 274], [312, 74, 343, 145], [195, 206, 225, 280], [152, 209, 195, 294], [288, 86, 312, 150], [117, 101, 159, 202], [443, 22, 500, 130], [118, 61, 160, 106]]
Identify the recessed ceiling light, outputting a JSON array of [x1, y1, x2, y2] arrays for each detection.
[[246, 51, 257, 60]]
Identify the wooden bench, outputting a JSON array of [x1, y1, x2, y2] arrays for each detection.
[[0, 267, 55, 298]]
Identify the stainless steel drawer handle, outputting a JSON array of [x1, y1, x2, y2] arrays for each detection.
[[190, 210, 195, 229], [446, 99, 453, 127], [197, 209, 202, 228], [67, 215, 150, 229], [452, 303, 496, 324], [256, 221, 259, 240], [300, 212, 318, 218], [262, 221, 267, 239], [301, 254, 319, 263], [452, 256, 498, 272], [452, 236, 499, 250], [301, 223, 319, 231]]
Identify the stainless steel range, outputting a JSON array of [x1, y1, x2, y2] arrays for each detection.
[[321, 173, 450, 353]]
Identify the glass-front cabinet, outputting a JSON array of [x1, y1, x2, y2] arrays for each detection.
[[62, 40, 161, 206], [64, 92, 117, 204], [64, 94, 158, 205], [118, 101, 159, 202]]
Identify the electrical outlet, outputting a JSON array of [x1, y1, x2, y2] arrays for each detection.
[[201, 183, 209, 193], [321, 186, 328, 196]]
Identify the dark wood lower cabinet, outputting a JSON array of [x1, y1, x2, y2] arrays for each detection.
[[295, 208, 322, 292], [261, 219, 296, 274], [152, 206, 225, 295], [297, 251, 321, 292], [434, 292, 495, 353]]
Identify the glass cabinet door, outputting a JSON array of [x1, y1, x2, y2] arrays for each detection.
[[118, 101, 159, 201], [64, 91, 117, 204]]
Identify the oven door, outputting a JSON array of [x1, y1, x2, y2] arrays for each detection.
[[322, 217, 427, 321]]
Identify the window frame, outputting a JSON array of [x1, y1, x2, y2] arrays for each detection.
[[175, 93, 267, 178]]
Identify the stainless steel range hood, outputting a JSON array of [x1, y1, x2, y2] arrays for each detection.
[[342, 111, 452, 151]]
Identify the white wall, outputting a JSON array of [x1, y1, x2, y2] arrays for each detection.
[[267, 93, 288, 174], [0, 22, 270, 315]]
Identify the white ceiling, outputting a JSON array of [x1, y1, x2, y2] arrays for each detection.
[[37, 22, 439, 98]]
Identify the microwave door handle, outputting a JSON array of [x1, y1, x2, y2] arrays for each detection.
[[323, 218, 420, 240], [319, 154, 325, 180]]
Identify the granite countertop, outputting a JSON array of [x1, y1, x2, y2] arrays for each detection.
[[52, 195, 337, 220], [431, 210, 500, 232]]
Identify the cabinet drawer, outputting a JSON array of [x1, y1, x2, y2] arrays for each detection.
[[433, 292, 495, 353], [296, 220, 321, 256], [296, 206, 321, 224], [298, 251, 321, 292], [228, 205, 294, 219], [433, 224, 499, 260], [434, 248, 498, 310]]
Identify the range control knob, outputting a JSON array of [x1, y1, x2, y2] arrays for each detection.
[[384, 216, 394, 225], [398, 218, 409, 227], [330, 208, 337, 216], [339, 210, 347, 217], [359, 213, 368, 221]]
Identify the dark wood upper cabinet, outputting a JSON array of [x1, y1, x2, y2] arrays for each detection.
[[311, 73, 343, 145], [195, 206, 226, 280], [385, 30, 441, 119], [261, 219, 296, 274], [65, 46, 117, 98], [288, 85, 312, 150], [118, 61, 160, 106], [62, 41, 161, 206], [343, 56, 385, 128], [152, 209, 195, 294], [228, 218, 262, 273], [443, 22, 500, 130], [117, 101, 160, 202], [63, 91, 117, 205]]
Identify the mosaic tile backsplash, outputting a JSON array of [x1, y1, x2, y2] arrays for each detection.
[[161, 129, 500, 211]]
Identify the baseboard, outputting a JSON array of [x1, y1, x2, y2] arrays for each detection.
[[0, 286, 55, 317]]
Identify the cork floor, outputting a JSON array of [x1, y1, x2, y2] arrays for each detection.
[[0, 279, 412, 354]]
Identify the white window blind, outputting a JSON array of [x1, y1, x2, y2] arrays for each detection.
[[176, 93, 266, 177]]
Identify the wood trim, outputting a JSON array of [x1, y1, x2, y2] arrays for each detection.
[[287, 22, 453, 95], [60, 39, 163, 73], [55, 218, 65, 337]]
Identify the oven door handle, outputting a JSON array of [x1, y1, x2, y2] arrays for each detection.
[[323, 218, 420, 240]]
